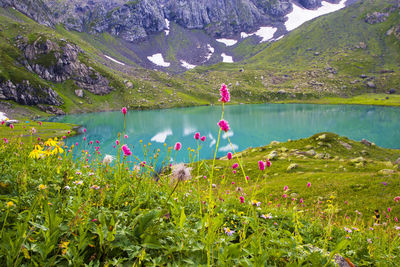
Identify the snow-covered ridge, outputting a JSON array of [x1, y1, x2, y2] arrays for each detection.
[[147, 53, 170, 67], [241, 26, 277, 43], [285, 0, 346, 31], [165, 19, 170, 35], [104, 55, 125, 66]]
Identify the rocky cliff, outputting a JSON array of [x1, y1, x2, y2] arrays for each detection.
[[16, 36, 112, 95], [1, 0, 342, 42]]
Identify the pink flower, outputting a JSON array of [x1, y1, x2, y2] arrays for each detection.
[[63, 136, 66, 139], [122, 144, 132, 156], [233, 170, 236, 174], [121, 107, 127, 115], [38, 137, 41, 141], [38, 121, 42, 126], [3, 138, 8, 143], [283, 185, 288, 191], [231, 181, 235, 185], [194, 132, 200, 140], [246, 176, 249, 181], [96, 140, 99, 144], [219, 83, 230, 103], [83, 128, 87, 133], [283, 194, 287, 198], [395, 217, 399, 222], [266, 160, 271, 167], [75, 142, 78, 146], [67, 131, 71, 135], [90, 141, 93, 145], [307, 182, 311, 188], [83, 137, 87, 141], [394, 196, 400, 202], [239, 196, 245, 203], [218, 120, 230, 132], [116, 140, 119, 146], [300, 198, 304, 203], [124, 135, 128, 139], [174, 142, 182, 151], [232, 163, 239, 169], [140, 161, 146, 167], [9, 124, 14, 129], [1, 121, 4, 125], [388, 207, 392, 212], [200, 136, 206, 142], [227, 152, 232, 160], [258, 160, 265, 171]]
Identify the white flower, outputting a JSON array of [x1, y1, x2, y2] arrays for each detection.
[[102, 154, 114, 165], [64, 186, 71, 190]]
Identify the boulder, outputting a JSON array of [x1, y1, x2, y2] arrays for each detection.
[[339, 141, 352, 150], [74, 89, 84, 98], [287, 163, 298, 171], [360, 139, 372, 146], [306, 150, 316, 156], [268, 151, 278, 160], [351, 157, 365, 163]]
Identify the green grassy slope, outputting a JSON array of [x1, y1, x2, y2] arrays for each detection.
[[181, 0, 400, 101]]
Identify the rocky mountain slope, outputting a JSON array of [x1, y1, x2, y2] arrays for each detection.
[[0, 0, 398, 118]]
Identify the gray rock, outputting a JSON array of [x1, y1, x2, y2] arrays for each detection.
[[339, 141, 352, 150], [268, 150, 278, 160], [366, 81, 376, 88], [365, 12, 389, 24], [287, 163, 298, 171], [306, 149, 316, 156], [74, 89, 84, 98], [360, 139, 372, 146]]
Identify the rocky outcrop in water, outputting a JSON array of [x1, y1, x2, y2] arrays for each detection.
[[17, 36, 112, 95]]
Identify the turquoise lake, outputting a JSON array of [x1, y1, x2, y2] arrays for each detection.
[[50, 103, 400, 164]]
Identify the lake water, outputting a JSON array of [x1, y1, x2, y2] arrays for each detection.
[[49, 104, 400, 163]]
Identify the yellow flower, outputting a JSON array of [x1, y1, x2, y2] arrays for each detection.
[[6, 201, 14, 208], [38, 184, 47, 190]]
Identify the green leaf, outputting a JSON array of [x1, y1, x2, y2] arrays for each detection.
[[179, 208, 186, 230]]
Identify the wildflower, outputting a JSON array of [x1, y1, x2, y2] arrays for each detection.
[[96, 140, 99, 144], [212, 184, 217, 188], [307, 182, 311, 187], [219, 84, 230, 103], [224, 227, 234, 236], [227, 152, 232, 160], [140, 161, 146, 167], [246, 176, 249, 180], [232, 163, 239, 169], [194, 132, 200, 140], [6, 201, 14, 208], [344, 227, 352, 233], [265, 159, 271, 167], [218, 120, 230, 132], [274, 222, 278, 226], [200, 136, 206, 141], [90, 141, 93, 145], [239, 196, 245, 203], [231, 181, 235, 185], [233, 170, 236, 174], [283, 185, 288, 191], [394, 196, 400, 202], [3, 138, 8, 144], [122, 144, 132, 156], [174, 142, 182, 151], [261, 213, 273, 219], [1, 121, 4, 125], [83, 137, 87, 141], [388, 207, 392, 213], [124, 134, 128, 139], [395, 226, 400, 230], [352, 227, 359, 232], [38, 121, 42, 126], [75, 171, 82, 175], [59, 241, 70, 255], [38, 184, 47, 190], [67, 131, 71, 135], [9, 124, 14, 129], [282, 194, 287, 198], [64, 186, 70, 190], [395, 217, 399, 222], [258, 160, 265, 171], [300, 198, 304, 204], [170, 163, 192, 183], [345, 235, 351, 239], [103, 154, 114, 165], [235, 187, 243, 192], [90, 185, 100, 190], [382, 182, 387, 186], [74, 180, 83, 185], [83, 128, 87, 133], [30, 127, 37, 134], [121, 107, 127, 115], [116, 140, 120, 146], [367, 238, 372, 244], [251, 200, 261, 207]]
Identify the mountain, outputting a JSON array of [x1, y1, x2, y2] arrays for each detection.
[[0, 0, 399, 118]]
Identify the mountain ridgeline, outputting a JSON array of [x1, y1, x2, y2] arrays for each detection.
[[1, 0, 341, 41]]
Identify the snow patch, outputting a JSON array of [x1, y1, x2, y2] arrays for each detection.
[[221, 53, 233, 63], [164, 19, 170, 35], [147, 53, 170, 67], [240, 26, 277, 43], [275, 35, 284, 41], [0, 112, 8, 121], [205, 44, 215, 61], [219, 143, 239, 152], [151, 129, 172, 143], [216, 38, 238, 46], [104, 55, 125, 66], [285, 0, 346, 31], [180, 60, 196, 69]]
